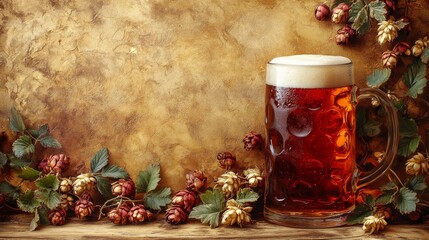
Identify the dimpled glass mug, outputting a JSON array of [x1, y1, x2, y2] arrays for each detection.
[[264, 55, 399, 228]]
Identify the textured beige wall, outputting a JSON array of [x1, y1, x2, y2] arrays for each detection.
[[1, 0, 428, 191]]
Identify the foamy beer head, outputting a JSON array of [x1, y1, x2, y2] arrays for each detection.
[[266, 55, 354, 88]]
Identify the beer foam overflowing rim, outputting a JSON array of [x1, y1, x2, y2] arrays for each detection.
[[266, 55, 354, 88]]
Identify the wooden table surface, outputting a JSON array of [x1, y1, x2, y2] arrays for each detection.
[[0, 214, 428, 239]]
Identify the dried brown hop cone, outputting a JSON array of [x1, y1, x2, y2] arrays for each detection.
[[172, 189, 198, 213], [107, 204, 130, 225], [243, 131, 263, 151], [74, 199, 94, 219], [49, 208, 67, 226], [315, 4, 330, 21], [111, 179, 136, 199], [186, 170, 207, 192], [217, 152, 236, 169], [39, 154, 70, 174], [165, 205, 188, 225], [128, 204, 154, 224], [336, 25, 356, 45]]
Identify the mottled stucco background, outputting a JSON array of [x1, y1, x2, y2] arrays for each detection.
[[1, 0, 428, 191]]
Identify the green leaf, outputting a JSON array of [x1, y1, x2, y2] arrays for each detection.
[[9, 156, 32, 169], [398, 117, 421, 157], [395, 18, 409, 30], [35, 189, 61, 210], [38, 207, 50, 225], [366, 68, 391, 88], [95, 176, 113, 198], [0, 181, 17, 194], [236, 188, 259, 204], [351, 4, 370, 35], [12, 135, 35, 158], [407, 175, 427, 192], [19, 167, 42, 181], [35, 174, 59, 191], [365, 195, 375, 207], [10, 107, 26, 132], [421, 48, 429, 64], [29, 124, 49, 139], [90, 147, 109, 173], [17, 190, 40, 213], [30, 211, 40, 231], [394, 187, 418, 214], [143, 187, 172, 210], [332, 0, 352, 8], [403, 61, 427, 99], [348, 1, 365, 23], [137, 163, 160, 193], [368, 1, 386, 22], [380, 181, 398, 191], [189, 189, 226, 228], [0, 152, 7, 167], [363, 120, 382, 137], [375, 190, 396, 205], [101, 164, 129, 179], [39, 135, 62, 149], [346, 204, 373, 225]]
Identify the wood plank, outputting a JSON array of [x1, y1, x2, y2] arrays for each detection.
[[0, 214, 428, 239]]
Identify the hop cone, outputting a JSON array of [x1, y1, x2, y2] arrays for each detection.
[[128, 204, 154, 224], [59, 178, 73, 194], [221, 199, 252, 227], [186, 170, 207, 192], [217, 152, 236, 169], [171, 189, 198, 213], [217, 171, 240, 198], [49, 208, 67, 226], [107, 204, 130, 225], [74, 199, 94, 219], [242, 131, 263, 150], [72, 173, 96, 196], [111, 179, 136, 199], [38, 154, 70, 174], [165, 205, 188, 224]]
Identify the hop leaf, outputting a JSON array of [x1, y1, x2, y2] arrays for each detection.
[[189, 189, 226, 228], [394, 187, 418, 214], [17, 190, 40, 213], [236, 188, 259, 204], [39, 136, 62, 149], [35, 174, 59, 191], [363, 120, 382, 137], [30, 211, 40, 232], [101, 164, 129, 179], [421, 48, 429, 64], [406, 176, 427, 192], [29, 124, 49, 139], [90, 147, 109, 173], [403, 61, 427, 99], [10, 107, 26, 133], [346, 204, 373, 225], [0, 152, 7, 167], [366, 68, 391, 88], [368, 1, 386, 22], [398, 117, 420, 157], [375, 190, 396, 205], [95, 175, 113, 198], [19, 167, 41, 181], [137, 163, 160, 193], [143, 187, 171, 210], [35, 189, 61, 210], [0, 181, 18, 195], [12, 135, 35, 158]]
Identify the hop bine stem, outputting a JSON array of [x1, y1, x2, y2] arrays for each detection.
[[98, 196, 143, 220]]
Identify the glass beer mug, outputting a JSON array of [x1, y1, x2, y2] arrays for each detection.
[[264, 55, 399, 227]]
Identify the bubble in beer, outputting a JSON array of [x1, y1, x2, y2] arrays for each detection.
[[272, 88, 297, 108], [335, 130, 351, 159], [319, 108, 343, 134], [287, 109, 313, 137], [268, 129, 284, 155]]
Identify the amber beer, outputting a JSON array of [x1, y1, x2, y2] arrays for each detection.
[[264, 55, 358, 227]]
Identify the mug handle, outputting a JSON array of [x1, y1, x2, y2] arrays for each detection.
[[354, 86, 399, 188]]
